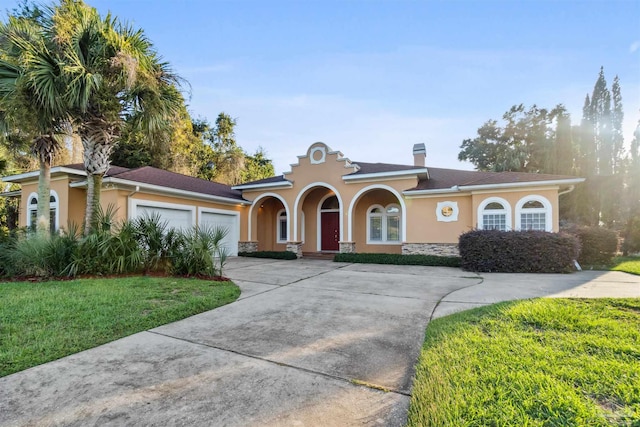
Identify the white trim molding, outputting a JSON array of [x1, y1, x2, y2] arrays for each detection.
[[71, 177, 251, 206]]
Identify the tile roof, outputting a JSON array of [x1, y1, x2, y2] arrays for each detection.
[[62, 163, 131, 177], [349, 162, 425, 174], [238, 175, 290, 185], [107, 166, 246, 201], [406, 167, 580, 191]]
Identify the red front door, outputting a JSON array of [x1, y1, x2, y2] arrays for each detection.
[[321, 212, 340, 251]]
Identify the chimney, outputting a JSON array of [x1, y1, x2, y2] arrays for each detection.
[[413, 143, 426, 167]]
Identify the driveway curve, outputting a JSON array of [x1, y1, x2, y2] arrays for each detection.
[[1, 258, 638, 426]]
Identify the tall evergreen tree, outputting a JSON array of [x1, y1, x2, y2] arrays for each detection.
[[611, 76, 624, 175], [550, 105, 574, 175]]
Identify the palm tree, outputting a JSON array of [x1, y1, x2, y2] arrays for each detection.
[[0, 15, 67, 234], [52, 0, 183, 233]]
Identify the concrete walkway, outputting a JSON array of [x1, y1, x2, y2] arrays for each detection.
[[1, 259, 639, 427]]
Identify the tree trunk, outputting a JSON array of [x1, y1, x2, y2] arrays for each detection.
[[81, 121, 114, 234], [36, 156, 51, 235], [83, 173, 95, 235]]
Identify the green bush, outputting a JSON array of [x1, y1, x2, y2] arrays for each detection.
[[238, 251, 298, 260], [170, 225, 229, 277], [565, 226, 618, 265], [622, 217, 640, 255], [333, 252, 461, 267], [459, 230, 579, 273]]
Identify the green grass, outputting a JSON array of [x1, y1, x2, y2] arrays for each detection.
[[0, 276, 240, 377], [611, 256, 640, 276], [407, 298, 640, 426]]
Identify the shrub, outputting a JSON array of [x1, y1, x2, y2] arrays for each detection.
[[238, 251, 298, 260], [565, 226, 618, 266], [170, 225, 229, 277], [333, 252, 461, 267], [132, 212, 171, 273], [459, 230, 579, 273], [622, 217, 640, 256]]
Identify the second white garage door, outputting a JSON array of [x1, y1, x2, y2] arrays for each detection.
[[200, 211, 239, 256]]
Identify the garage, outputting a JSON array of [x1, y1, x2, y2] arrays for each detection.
[[134, 203, 194, 231], [199, 210, 239, 256]]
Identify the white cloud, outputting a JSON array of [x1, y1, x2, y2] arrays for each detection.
[[630, 41, 640, 53]]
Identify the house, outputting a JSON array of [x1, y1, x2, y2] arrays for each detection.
[[1, 142, 585, 257]]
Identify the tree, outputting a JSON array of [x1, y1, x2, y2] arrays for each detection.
[[0, 11, 68, 234], [50, 0, 183, 233], [459, 104, 557, 173], [243, 147, 275, 182]]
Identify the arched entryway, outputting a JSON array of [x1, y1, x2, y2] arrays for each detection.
[[249, 194, 289, 251], [319, 195, 340, 251], [293, 183, 344, 254]]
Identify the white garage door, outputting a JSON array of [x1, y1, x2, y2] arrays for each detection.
[[200, 211, 238, 256], [136, 205, 193, 231]]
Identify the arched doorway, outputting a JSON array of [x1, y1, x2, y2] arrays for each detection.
[[250, 195, 288, 251], [319, 195, 340, 251]]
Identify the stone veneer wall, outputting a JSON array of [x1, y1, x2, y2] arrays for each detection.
[[286, 242, 303, 258], [238, 241, 258, 253], [402, 243, 459, 257], [339, 242, 356, 253]]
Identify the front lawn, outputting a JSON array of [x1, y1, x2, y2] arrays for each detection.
[[0, 276, 240, 377], [611, 256, 640, 276], [407, 298, 640, 426]]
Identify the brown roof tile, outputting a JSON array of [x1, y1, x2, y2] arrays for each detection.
[[108, 167, 246, 201], [407, 167, 580, 191]]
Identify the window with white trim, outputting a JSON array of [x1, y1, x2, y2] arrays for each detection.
[[26, 191, 59, 231], [276, 209, 287, 243], [478, 197, 511, 231], [367, 204, 401, 243], [516, 196, 551, 231]]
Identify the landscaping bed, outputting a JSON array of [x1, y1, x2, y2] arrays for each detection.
[[407, 298, 640, 426], [333, 253, 461, 267], [0, 276, 239, 377]]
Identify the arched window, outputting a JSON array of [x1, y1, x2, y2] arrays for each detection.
[[367, 204, 401, 243], [26, 190, 59, 231], [516, 195, 552, 231], [276, 209, 287, 243], [478, 197, 511, 231]]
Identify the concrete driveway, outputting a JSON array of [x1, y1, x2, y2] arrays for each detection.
[[1, 258, 639, 426]]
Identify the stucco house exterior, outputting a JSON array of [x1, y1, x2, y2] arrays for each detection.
[[2, 142, 584, 257]]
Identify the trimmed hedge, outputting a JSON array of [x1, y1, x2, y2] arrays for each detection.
[[459, 230, 579, 273], [333, 253, 461, 267], [238, 251, 298, 260], [565, 226, 618, 265]]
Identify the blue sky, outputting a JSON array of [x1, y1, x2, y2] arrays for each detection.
[[4, 0, 640, 174]]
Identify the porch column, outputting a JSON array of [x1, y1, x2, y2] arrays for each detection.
[[286, 241, 303, 258], [238, 241, 258, 253], [339, 241, 356, 253]]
